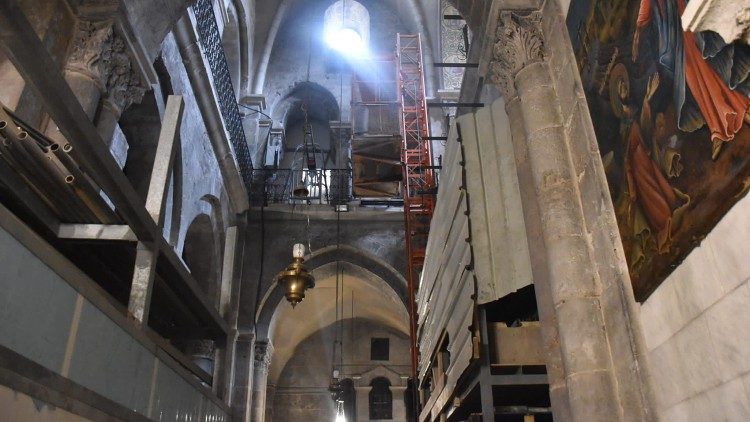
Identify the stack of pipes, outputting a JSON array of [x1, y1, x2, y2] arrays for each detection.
[[0, 103, 118, 224]]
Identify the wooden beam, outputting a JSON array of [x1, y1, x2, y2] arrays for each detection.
[[145, 95, 184, 227], [0, 0, 157, 241], [128, 96, 184, 326], [57, 224, 136, 241]]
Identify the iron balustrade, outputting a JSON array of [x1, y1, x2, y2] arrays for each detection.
[[192, 0, 253, 190], [250, 169, 352, 206]]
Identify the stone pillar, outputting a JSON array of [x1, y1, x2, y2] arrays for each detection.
[[392, 386, 407, 421], [503, 92, 571, 421], [251, 340, 273, 422], [355, 386, 371, 421], [231, 332, 255, 422], [486, 3, 658, 421]]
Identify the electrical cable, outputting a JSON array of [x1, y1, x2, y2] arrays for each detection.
[[238, 102, 273, 120]]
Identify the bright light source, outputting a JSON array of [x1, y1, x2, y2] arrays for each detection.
[[334, 400, 346, 422], [326, 27, 363, 54]]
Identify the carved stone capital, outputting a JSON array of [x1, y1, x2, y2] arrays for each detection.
[[66, 19, 146, 114], [66, 20, 116, 90], [254, 340, 274, 372], [488, 10, 546, 99], [103, 36, 147, 115]]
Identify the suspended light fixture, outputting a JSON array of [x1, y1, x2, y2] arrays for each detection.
[[276, 243, 315, 307], [293, 180, 310, 197]]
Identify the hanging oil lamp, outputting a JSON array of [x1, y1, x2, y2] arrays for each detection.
[[276, 243, 315, 307]]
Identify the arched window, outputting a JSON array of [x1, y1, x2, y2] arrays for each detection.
[[323, 0, 369, 53], [369, 377, 393, 420]]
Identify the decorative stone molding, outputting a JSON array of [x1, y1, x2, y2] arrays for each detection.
[[488, 10, 545, 99], [254, 340, 274, 372]]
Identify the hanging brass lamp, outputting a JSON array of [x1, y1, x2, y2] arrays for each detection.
[[277, 243, 315, 307], [293, 181, 309, 197]]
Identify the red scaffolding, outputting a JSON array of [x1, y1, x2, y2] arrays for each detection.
[[396, 33, 435, 377]]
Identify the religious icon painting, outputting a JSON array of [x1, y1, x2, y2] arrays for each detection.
[[567, 0, 750, 300]]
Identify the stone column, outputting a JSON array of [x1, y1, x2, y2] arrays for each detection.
[[44, 18, 144, 168], [392, 386, 407, 421], [503, 93, 571, 421], [251, 340, 273, 422], [354, 386, 371, 421], [486, 3, 658, 421], [231, 332, 255, 422]]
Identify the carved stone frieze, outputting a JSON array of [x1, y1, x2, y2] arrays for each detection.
[[488, 10, 545, 99]]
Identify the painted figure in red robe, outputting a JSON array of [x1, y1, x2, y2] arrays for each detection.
[[633, 0, 750, 159]]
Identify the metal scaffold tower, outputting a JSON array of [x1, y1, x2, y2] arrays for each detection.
[[396, 33, 435, 377]]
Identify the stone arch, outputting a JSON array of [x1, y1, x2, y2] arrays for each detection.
[[369, 376, 393, 420], [270, 81, 340, 128], [255, 244, 408, 339], [182, 204, 224, 308]]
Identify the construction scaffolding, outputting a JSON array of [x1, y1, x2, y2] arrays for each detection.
[[350, 56, 402, 197], [397, 33, 436, 378]]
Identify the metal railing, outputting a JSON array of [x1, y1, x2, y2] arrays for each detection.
[[192, 0, 253, 190], [250, 169, 352, 206]]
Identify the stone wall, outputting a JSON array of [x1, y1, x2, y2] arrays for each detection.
[[239, 208, 407, 328], [271, 318, 410, 422], [158, 32, 233, 257], [641, 191, 750, 421]]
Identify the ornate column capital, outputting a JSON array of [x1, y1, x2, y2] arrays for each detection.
[[66, 19, 116, 90], [488, 10, 546, 99], [67, 19, 147, 115], [102, 36, 147, 115], [254, 340, 274, 373]]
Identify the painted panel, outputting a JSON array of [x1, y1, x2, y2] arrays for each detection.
[[67, 301, 154, 415], [0, 227, 76, 372], [567, 0, 750, 299]]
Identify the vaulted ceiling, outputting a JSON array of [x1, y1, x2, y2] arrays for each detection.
[[251, 0, 439, 94]]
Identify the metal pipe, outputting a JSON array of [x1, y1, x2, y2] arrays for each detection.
[[49, 144, 118, 224], [174, 13, 249, 214], [0, 110, 95, 222], [0, 135, 63, 215]]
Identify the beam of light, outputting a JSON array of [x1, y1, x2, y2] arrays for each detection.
[[326, 27, 363, 55]]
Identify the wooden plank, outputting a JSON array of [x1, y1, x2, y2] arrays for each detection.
[[491, 98, 534, 299], [473, 107, 506, 302], [457, 114, 493, 295]]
